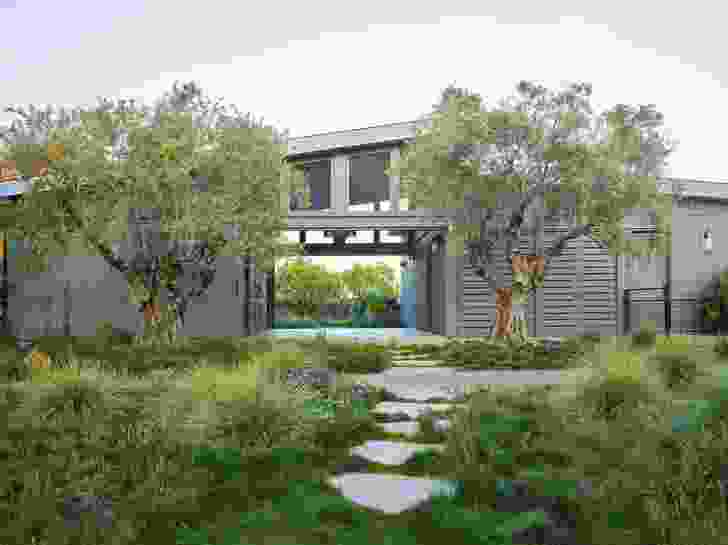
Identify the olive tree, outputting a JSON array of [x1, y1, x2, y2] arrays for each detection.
[[0, 81, 306, 344], [389, 80, 676, 342]]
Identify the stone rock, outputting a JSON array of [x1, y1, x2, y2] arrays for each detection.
[[325, 473, 460, 514], [349, 440, 446, 466], [370, 401, 464, 423], [60, 494, 114, 530], [284, 366, 338, 394], [378, 418, 451, 437], [15, 337, 34, 354], [347, 381, 374, 402], [719, 463, 728, 501], [283, 367, 376, 404]]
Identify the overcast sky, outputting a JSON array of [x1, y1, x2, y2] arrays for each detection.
[[3, 0, 726, 277]]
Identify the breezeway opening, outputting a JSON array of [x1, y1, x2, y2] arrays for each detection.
[[269, 228, 434, 337]]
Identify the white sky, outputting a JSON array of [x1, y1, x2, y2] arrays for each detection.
[[4, 1, 726, 279]]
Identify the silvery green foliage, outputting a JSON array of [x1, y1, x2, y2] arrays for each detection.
[[0, 81, 300, 332], [396, 80, 677, 292]]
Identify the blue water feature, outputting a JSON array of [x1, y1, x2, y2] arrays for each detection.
[[268, 328, 423, 340], [400, 267, 417, 329], [269, 328, 387, 338]]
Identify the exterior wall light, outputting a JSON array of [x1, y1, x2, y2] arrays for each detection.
[[703, 226, 713, 253], [431, 237, 440, 254]]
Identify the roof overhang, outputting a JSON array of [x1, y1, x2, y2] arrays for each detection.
[[285, 119, 430, 160]]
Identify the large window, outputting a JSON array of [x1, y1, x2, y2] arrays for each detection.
[[348, 151, 390, 212], [290, 160, 331, 211]]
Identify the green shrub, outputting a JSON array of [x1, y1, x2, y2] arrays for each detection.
[[714, 336, 728, 359], [273, 319, 321, 329], [575, 332, 604, 351], [648, 352, 700, 390], [0, 350, 31, 382], [582, 376, 656, 421], [632, 320, 658, 348], [437, 337, 586, 370], [367, 302, 386, 313], [324, 343, 392, 373]]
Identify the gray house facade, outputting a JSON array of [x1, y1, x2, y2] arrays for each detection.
[[2, 119, 728, 341], [284, 120, 728, 339]]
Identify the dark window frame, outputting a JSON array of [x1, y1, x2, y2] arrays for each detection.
[[289, 158, 333, 212], [347, 150, 391, 212]]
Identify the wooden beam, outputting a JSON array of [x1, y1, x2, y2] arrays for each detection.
[[302, 243, 410, 256]]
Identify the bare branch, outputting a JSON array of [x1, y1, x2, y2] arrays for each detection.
[[59, 197, 129, 274], [543, 223, 593, 269]]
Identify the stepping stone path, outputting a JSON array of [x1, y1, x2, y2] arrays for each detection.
[[309, 341, 592, 543], [321, 371, 600, 544]]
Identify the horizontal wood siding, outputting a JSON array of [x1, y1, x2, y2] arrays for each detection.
[[541, 228, 616, 338], [459, 226, 616, 338]]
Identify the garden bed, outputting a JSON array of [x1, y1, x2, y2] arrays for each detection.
[[2, 331, 728, 544]]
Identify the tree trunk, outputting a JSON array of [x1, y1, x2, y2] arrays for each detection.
[[141, 297, 180, 346], [489, 255, 544, 345], [143, 301, 161, 323], [491, 288, 513, 338]]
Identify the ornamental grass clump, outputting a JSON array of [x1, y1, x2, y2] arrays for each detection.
[[714, 336, 728, 359], [325, 343, 392, 374], [648, 352, 701, 391], [632, 319, 658, 349]]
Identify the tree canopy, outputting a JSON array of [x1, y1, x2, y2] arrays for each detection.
[[275, 258, 347, 320], [275, 259, 400, 320], [0, 81, 307, 340], [338, 262, 399, 303], [388, 80, 678, 339]]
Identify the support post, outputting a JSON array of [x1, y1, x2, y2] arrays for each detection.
[[63, 280, 71, 337], [663, 281, 671, 337], [0, 233, 7, 336], [531, 193, 545, 338], [407, 231, 416, 260], [390, 147, 400, 213]]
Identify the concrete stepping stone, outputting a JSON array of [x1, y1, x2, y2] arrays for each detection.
[[378, 418, 452, 437], [371, 401, 465, 422], [348, 367, 572, 403], [325, 473, 460, 514], [391, 359, 445, 367], [349, 440, 446, 466]]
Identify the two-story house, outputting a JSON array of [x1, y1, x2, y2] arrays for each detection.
[[1, 118, 727, 340]]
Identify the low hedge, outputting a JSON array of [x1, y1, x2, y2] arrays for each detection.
[[435, 336, 593, 370]]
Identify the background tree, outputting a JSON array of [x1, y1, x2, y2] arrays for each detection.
[[339, 262, 399, 304], [0, 81, 306, 343], [389, 80, 677, 342], [275, 258, 347, 320]]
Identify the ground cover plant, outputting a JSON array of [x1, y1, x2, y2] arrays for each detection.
[[2, 330, 728, 544], [390, 334, 604, 371]]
